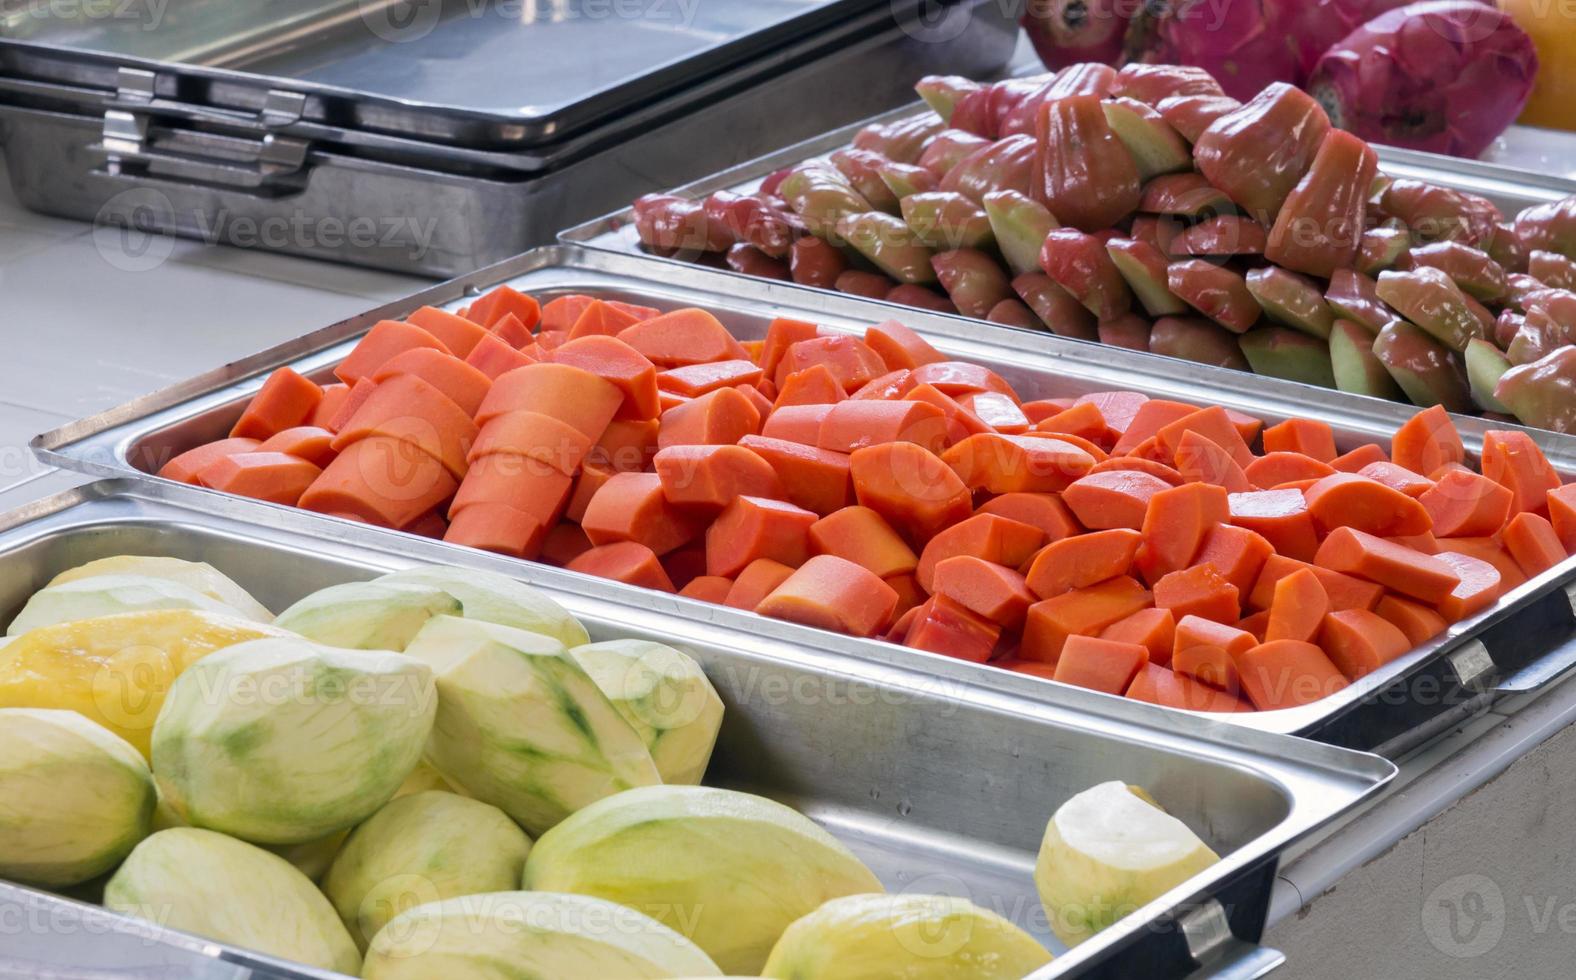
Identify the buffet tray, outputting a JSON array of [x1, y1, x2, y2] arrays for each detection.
[[0, 482, 1396, 979], [31, 245, 1576, 755]]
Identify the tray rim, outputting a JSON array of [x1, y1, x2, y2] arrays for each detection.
[[29, 244, 1576, 751], [0, 480, 1396, 979]]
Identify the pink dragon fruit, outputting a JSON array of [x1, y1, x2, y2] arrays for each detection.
[[1307, 1, 1538, 158], [1022, 0, 1133, 70], [1121, 0, 1416, 101]]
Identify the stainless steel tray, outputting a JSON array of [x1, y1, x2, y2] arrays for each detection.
[[0, 481, 1396, 979], [0, 0, 977, 149], [32, 245, 1576, 754], [0, 6, 1015, 276]]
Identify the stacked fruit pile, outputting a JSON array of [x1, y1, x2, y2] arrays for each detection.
[[161, 289, 1576, 714], [0, 556, 1223, 977], [630, 62, 1576, 433]]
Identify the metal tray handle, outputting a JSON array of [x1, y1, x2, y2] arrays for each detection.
[[1181, 900, 1286, 978]]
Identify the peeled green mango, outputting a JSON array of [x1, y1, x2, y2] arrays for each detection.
[[151, 636, 436, 844], [402, 615, 658, 836], [377, 565, 590, 647], [524, 785, 883, 974], [1035, 781, 1219, 947], [6, 574, 238, 636], [362, 891, 721, 979], [47, 556, 272, 621], [105, 827, 360, 975], [0, 708, 154, 886], [569, 640, 724, 785], [324, 791, 532, 949], [762, 893, 1052, 979], [272, 581, 460, 651]]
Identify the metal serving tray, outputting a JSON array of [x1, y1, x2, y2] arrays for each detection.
[[0, 482, 1396, 979], [32, 245, 1576, 755], [0, 4, 1016, 276]]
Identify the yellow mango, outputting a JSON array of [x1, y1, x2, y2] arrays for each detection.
[[0, 609, 288, 758]]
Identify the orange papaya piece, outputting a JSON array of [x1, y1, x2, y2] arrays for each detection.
[[489, 313, 532, 350], [1330, 443, 1388, 472], [909, 361, 1015, 398], [470, 411, 593, 475], [653, 444, 785, 508], [658, 387, 762, 449], [1374, 594, 1449, 646], [1110, 399, 1198, 455], [580, 471, 708, 556], [619, 308, 746, 367], [1193, 523, 1273, 598], [904, 596, 1002, 663], [372, 347, 492, 419], [1265, 567, 1328, 642], [1020, 575, 1151, 664], [540, 295, 595, 334], [230, 367, 324, 441], [567, 299, 642, 340], [1024, 528, 1143, 599], [1418, 469, 1513, 538], [1238, 609, 1271, 641], [1434, 550, 1503, 621], [931, 556, 1035, 629], [808, 506, 918, 578], [475, 362, 622, 439], [1126, 663, 1252, 712], [679, 575, 735, 603], [1086, 456, 1185, 485], [657, 359, 763, 398], [566, 541, 675, 593], [761, 404, 834, 445], [1314, 527, 1461, 602], [1227, 488, 1320, 562], [589, 419, 660, 472], [1317, 608, 1412, 681], [1261, 418, 1337, 462], [1152, 564, 1239, 624], [1245, 452, 1334, 490], [886, 572, 925, 620], [1173, 430, 1252, 492], [1236, 640, 1348, 710], [1062, 469, 1172, 530], [1356, 460, 1435, 498], [1099, 607, 1176, 665], [299, 436, 457, 529], [406, 306, 488, 358], [1074, 390, 1149, 435], [466, 285, 541, 332], [756, 554, 899, 637], [738, 435, 854, 516], [1052, 635, 1150, 695], [449, 455, 572, 526], [1503, 511, 1567, 577], [1031, 401, 1114, 447], [335, 320, 450, 385], [466, 332, 536, 380], [1155, 406, 1255, 469], [850, 442, 974, 543], [157, 437, 262, 485], [1551, 484, 1576, 552], [958, 391, 1030, 433], [760, 317, 821, 380], [1304, 472, 1432, 536], [311, 384, 351, 430], [819, 400, 948, 454], [774, 364, 848, 407], [195, 451, 321, 506], [976, 492, 1081, 541], [907, 383, 993, 445], [706, 496, 818, 578], [724, 558, 797, 611], [943, 433, 1095, 494], [1481, 430, 1562, 516], [1248, 553, 1382, 611], [1173, 614, 1256, 676], [1022, 399, 1075, 423], [332, 373, 477, 479], [864, 318, 945, 371], [915, 513, 1046, 593], [566, 461, 615, 523], [539, 522, 594, 567], [443, 501, 551, 559], [661, 544, 709, 592], [850, 369, 917, 402], [774, 335, 887, 392], [551, 335, 661, 420], [1390, 404, 1464, 477], [1171, 644, 1241, 695], [257, 426, 337, 468], [1135, 482, 1229, 583]]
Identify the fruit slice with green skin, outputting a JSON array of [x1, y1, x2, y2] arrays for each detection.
[[1410, 241, 1508, 301], [877, 161, 937, 200], [1035, 781, 1219, 947], [1167, 260, 1261, 333], [827, 151, 899, 214], [1041, 228, 1133, 319], [1014, 272, 1098, 340], [569, 639, 723, 786], [1245, 266, 1335, 338], [406, 616, 658, 836], [901, 191, 992, 249], [1107, 238, 1187, 316], [780, 165, 872, 238], [107, 828, 361, 975], [152, 637, 436, 845], [1465, 338, 1513, 413], [48, 556, 271, 621], [1495, 345, 1576, 432], [1357, 225, 1412, 276], [836, 212, 936, 285], [984, 189, 1058, 276], [760, 893, 1052, 979], [273, 581, 460, 652], [377, 565, 590, 647], [1330, 319, 1404, 401], [915, 75, 978, 122], [364, 891, 721, 980], [1372, 320, 1473, 411], [1149, 316, 1249, 369], [1325, 269, 1392, 333], [933, 248, 1014, 319], [1102, 98, 1191, 181], [324, 791, 532, 950], [987, 298, 1041, 328], [5, 574, 240, 636], [0, 708, 154, 887], [1507, 322, 1554, 365], [524, 785, 882, 974], [1238, 327, 1336, 388], [1098, 313, 1152, 351], [1531, 250, 1576, 290], [1374, 268, 1485, 351]]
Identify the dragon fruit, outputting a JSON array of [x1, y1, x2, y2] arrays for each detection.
[[1122, 0, 1415, 101], [1022, 0, 1134, 70], [1307, 1, 1538, 158]]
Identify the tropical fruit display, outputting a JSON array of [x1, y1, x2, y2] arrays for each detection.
[[0, 552, 1236, 977], [158, 284, 1576, 713], [625, 62, 1576, 434]]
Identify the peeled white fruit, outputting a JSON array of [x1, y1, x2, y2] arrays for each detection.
[[1035, 781, 1220, 946], [0, 708, 155, 886], [362, 891, 721, 979], [272, 581, 461, 651], [151, 636, 436, 844], [524, 785, 883, 974], [5, 575, 241, 635], [47, 556, 273, 622], [569, 639, 724, 785], [403, 615, 658, 835], [323, 791, 532, 949], [761, 893, 1052, 979], [377, 565, 590, 647], [104, 827, 360, 975], [266, 831, 348, 883]]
